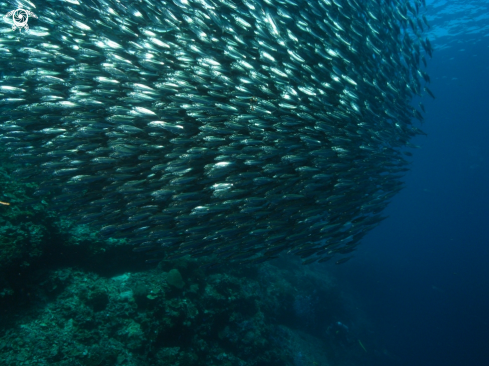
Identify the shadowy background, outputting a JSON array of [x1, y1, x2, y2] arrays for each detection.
[[332, 35, 489, 366]]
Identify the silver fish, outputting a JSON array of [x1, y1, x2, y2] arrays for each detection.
[[0, 0, 433, 265]]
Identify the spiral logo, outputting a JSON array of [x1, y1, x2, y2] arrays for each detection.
[[12, 9, 28, 28], [3, 7, 38, 32]]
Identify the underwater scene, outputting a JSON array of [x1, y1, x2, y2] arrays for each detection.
[[0, 0, 488, 365]]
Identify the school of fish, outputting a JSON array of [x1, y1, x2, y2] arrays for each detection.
[[0, 0, 434, 265]]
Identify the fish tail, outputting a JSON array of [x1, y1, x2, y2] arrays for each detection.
[[358, 339, 367, 352]]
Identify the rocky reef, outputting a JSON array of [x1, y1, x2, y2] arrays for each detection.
[[1, 158, 376, 366], [0, 242, 373, 366]]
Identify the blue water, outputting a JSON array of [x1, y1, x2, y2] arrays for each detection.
[[332, 1, 489, 364], [2, 1, 488, 364]]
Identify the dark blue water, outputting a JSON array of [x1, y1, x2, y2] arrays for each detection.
[[332, 33, 489, 366]]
